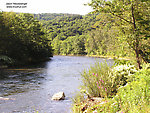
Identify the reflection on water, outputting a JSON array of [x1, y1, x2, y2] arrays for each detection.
[[0, 69, 46, 96], [0, 56, 114, 113]]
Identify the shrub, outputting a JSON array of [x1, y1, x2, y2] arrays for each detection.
[[111, 64, 137, 93], [81, 62, 137, 98], [97, 63, 150, 113], [114, 59, 134, 65], [72, 63, 150, 113], [72, 91, 88, 113], [81, 62, 113, 98], [116, 63, 150, 112]]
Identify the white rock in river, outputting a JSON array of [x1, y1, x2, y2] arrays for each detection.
[[51, 92, 65, 100]]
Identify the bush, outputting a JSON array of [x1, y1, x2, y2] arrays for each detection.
[[116, 63, 150, 112], [72, 63, 150, 113], [111, 64, 137, 93], [72, 92, 87, 113], [81, 62, 113, 98], [95, 63, 150, 113], [81, 62, 137, 98]]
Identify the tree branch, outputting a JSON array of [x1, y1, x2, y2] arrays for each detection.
[[111, 12, 133, 25]]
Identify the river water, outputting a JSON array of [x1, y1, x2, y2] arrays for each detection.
[[0, 56, 113, 113]]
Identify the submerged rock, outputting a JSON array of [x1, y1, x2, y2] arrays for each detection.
[[51, 92, 65, 100]]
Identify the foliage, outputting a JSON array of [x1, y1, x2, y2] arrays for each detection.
[[34, 13, 82, 21], [35, 13, 99, 55], [52, 35, 86, 55], [114, 59, 135, 65], [34, 1, 150, 66], [36, 13, 137, 59], [0, 55, 13, 73], [36, 13, 97, 40], [0, 12, 53, 65], [81, 62, 113, 98], [111, 64, 137, 93], [80, 62, 138, 98], [0, 55, 14, 65], [84, 26, 132, 57], [88, 0, 150, 68], [72, 63, 150, 113], [72, 92, 86, 113], [35, 12, 148, 61], [104, 63, 150, 113]]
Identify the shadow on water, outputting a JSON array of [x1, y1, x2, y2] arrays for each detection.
[[0, 61, 48, 97]]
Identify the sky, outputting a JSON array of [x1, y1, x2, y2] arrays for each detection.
[[0, 0, 93, 15]]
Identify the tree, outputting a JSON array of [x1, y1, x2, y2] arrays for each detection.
[[88, 0, 150, 69], [0, 12, 53, 65], [72, 35, 86, 55], [52, 38, 61, 55]]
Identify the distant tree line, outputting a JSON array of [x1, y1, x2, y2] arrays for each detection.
[[35, 13, 133, 57], [1, 6, 149, 68], [36, 9, 149, 68], [34, 13, 98, 41]]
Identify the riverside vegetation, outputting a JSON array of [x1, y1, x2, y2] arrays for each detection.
[[1, 0, 149, 67], [0, 12, 53, 66], [34, 0, 149, 69], [72, 62, 150, 113], [0, 0, 149, 112], [72, 0, 150, 112]]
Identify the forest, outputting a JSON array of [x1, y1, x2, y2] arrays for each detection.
[[0, 0, 150, 112], [34, 13, 129, 56], [0, 9, 149, 67], [0, 12, 53, 66], [34, 13, 98, 55], [35, 9, 149, 68]]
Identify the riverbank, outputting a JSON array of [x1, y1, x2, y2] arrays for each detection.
[[86, 55, 131, 60], [54, 54, 132, 61], [72, 62, 150, 113]]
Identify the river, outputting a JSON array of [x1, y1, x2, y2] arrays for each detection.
[[0, 56, 113, 113]]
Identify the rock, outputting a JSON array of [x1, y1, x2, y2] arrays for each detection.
[[51, 92, 65, 100]]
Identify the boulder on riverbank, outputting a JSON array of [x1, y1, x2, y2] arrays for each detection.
[[51, 92, 65, 100]]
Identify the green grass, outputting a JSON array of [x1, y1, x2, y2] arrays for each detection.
[[72, 63, 150, 113]]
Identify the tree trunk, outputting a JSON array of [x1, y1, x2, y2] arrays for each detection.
[[135, 41, 142, 69], [131, 4, 142, 69]]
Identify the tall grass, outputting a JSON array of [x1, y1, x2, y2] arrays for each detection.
[[72, 62, 150, 113], [81, 62, 113, 97], [81, 62, 137, 98], [98, 64, 150, 113]]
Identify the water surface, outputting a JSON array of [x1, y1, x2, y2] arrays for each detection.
[[0, 56, 113, 113]]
